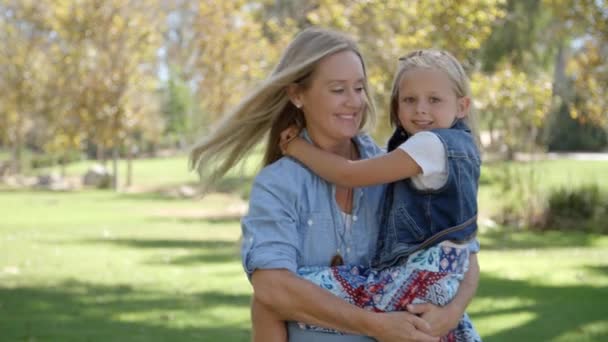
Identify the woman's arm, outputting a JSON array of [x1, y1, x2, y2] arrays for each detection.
[[284, 137, 422, 188], [244, 169, 437, 341], [407, 253, 480, 337], [252, 269, 440, 342]]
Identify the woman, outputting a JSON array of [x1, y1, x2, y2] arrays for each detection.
[[190, 27, 479, 342]]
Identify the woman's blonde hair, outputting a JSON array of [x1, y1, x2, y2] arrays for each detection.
[[189, 27, 376, 185], [388, 49, 479, 144]]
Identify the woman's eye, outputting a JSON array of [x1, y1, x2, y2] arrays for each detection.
[[331, 89, 345, 93]]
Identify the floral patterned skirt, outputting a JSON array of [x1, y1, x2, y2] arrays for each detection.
[[296, 241, 481, 342]]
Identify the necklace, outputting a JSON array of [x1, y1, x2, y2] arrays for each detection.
[[330, 141, 356, 267]]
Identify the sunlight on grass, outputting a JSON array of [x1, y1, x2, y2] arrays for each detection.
[[474, 311, 537, 338], [554, 320, 608, 342], [470, 297, 537, 313], [481, 249, 608, 286]]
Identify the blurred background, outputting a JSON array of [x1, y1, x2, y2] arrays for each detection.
[[1, 0, 607, 341]]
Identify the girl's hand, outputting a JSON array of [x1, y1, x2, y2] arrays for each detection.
[[279, 126, 300, 155], [407, 303, 460, 337]]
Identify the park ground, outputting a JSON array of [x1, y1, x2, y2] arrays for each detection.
[[1, 155, 608, 341]]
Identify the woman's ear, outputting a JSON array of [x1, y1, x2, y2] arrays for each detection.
[[457, 96, 471, 119], [287, 84, 303, 109]]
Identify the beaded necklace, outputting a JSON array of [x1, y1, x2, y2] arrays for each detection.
[[330, 141, 357, 267]]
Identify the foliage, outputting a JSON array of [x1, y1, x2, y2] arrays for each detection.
[[164, 0, 287, 130], [542, 184, 608, 234], [472, 64, 553, 157], [0, 0, 607, 178], [161, 66, 195, 147], [490, 162, 547, 228], [480, 0, 557, 73], [0, 0, 163, 178], [483, 158, 608, 233], [306, 0, 507, 135], [546, 101, 608, 152], [0, 0, 52, 172], [567, 40, 608, 130], [548, 0, 608, 130]]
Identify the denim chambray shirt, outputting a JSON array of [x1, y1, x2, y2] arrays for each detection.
[[241, 131, 386, 278], [241, 129, 479, 342]]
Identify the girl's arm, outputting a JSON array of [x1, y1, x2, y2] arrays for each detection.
[[284, 137, 422, 188], [244, 167, 438, 341]]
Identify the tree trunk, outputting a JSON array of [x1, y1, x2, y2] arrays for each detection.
[[12, 119, 23, 174], [60, 154, 67, 177], [126, 143, 133, 188], [552, 43, 567, 99], [112, 146, 119, 191], [96, 142, 106, 164], [488, 119, 495, 148]]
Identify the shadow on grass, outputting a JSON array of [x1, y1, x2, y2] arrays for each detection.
[[115, 175, 253, 203], [0, 280, 250, 342], [474, 273, 608, 342], [78, 238, 241, 265], [208, 176, 253, 198], [585, 265, 608, 277], [478, 229, 600, 251], [118, 191, 190, 202]]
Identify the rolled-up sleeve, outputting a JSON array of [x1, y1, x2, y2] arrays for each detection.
[[241, 169, 299, 279]]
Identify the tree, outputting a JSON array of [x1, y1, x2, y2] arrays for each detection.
[[480, 0, 557, 73], [472, 64, 553, 158], [306, 0, 506, 136], [0, 0, 52, 173], [50, 0, 163, 189], [161, 65, 195, 148], [164, 0, 279, 138]]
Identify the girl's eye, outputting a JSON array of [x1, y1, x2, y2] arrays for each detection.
[[331, 89, 345, 93], [430, 97, 441, 103], [355, 87, 364, 93], [402, 97, 415, 103]]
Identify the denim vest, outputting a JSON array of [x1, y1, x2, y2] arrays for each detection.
[[373, 120, 481, 269]]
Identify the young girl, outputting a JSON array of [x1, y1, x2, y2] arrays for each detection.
[[273, 49, 483, 341]]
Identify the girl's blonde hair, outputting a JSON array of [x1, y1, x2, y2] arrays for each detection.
[[388, 49, 479, 144], [189, 27, 376, 185]]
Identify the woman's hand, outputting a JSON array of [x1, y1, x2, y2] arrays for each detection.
[[370, 311, 439, 342], [279, 125, 300, 155], [407, 303, 461, 337]]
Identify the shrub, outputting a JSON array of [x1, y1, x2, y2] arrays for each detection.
[[30, 150, 83, 169], [491, 163, 547, 229], [541, 184, 608, 234]]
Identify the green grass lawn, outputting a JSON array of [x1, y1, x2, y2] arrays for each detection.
[[2, 157, 608, 341], [0, 190, 251, 342]]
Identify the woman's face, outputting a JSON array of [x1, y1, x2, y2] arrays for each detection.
[[293, 50, 367, 148]]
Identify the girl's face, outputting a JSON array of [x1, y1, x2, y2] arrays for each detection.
[[397, 68, 469, 135], [291, 50, 367, 148]]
